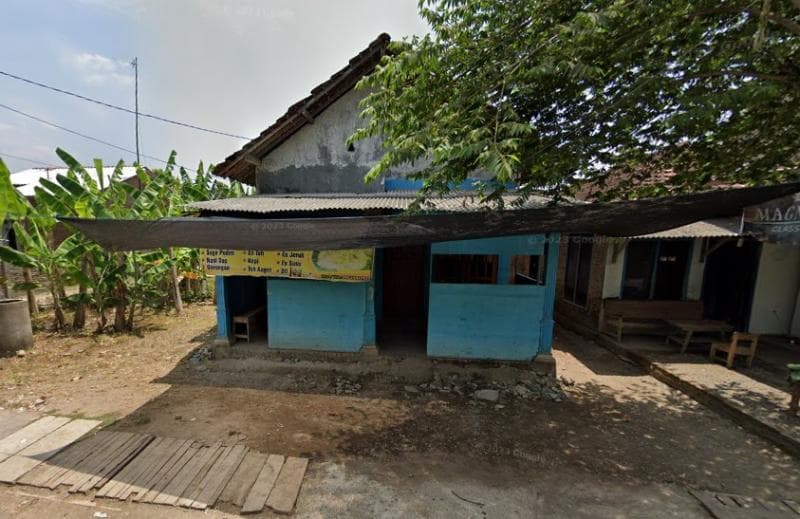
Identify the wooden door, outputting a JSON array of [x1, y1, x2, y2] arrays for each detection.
[[382, 246, 427, 321]]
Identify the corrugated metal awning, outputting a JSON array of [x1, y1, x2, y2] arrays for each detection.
[[61, 182, 800, 251], [187, 191, 556, 214], [632, 217, 741, 239]]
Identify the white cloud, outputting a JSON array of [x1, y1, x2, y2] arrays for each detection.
[[63, 51, 134, 87]]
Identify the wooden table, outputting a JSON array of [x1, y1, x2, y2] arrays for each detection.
[[665, 319, 734, 353]]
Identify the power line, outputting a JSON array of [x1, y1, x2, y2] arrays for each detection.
[[0, 150, 58, 168], [0, 102, 190, 170], [0, 69, 252, 140]]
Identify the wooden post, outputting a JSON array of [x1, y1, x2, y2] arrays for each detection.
[[169, 248, 183, 316]]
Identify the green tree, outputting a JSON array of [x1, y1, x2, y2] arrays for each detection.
[[0, 149, 249, 334], [352, 0, 800, 202]]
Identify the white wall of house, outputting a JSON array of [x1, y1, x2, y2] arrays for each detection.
[[601, 238, 706, 300], [749, 243, 800, 335], [255, 88, 421, 193], [685, 238, 705, 300], [602, 243, 624, 298]]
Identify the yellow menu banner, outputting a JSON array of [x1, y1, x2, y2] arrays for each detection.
[[200, 249, 374, 282]]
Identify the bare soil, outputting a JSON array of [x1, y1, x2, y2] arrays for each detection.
[[1, 304, 799, 517]]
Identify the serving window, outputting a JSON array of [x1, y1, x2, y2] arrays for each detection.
[[431, 254, 499, 284]]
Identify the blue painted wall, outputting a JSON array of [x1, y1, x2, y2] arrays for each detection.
[[426, 234, 559, 360], [384, 178, 515, 192], [215, 276, 233, 344], [216, 233, 560, 360], [267, 278, 375, 352]]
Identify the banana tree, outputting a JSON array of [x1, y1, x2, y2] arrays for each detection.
[[0, 222, 87, 330]]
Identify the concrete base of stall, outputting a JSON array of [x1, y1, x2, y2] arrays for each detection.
[[211, 339, 556, 377]]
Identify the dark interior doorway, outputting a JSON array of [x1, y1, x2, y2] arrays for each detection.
[[379, 245, 428, 354], [652, 239, 692, 299], [702, 239, 761, 330], [227, 276, 268, 344], [622, 239, 692, 300]]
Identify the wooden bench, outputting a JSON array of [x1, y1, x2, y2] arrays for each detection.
[[599, 299, 704, 343], [710, 332, 759, 369], [232, 305, 266, 342]]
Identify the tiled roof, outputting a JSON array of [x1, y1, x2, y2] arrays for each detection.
[[214, 34, 392, 185], [188, 191, 557, 214], [632, 217, 741, 239]]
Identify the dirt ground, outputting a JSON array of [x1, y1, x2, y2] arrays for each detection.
[[1, 304, 799, 518]]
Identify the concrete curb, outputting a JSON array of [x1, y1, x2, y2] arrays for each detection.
[[558, 321, 800, 460]]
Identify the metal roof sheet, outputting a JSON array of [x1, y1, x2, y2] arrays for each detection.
[[187, 191, 557, 214], [632, 217, 741, 239], [64, 182, 800, 251]]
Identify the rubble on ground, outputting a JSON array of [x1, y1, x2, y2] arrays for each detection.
[[189, 345, 213, 363], [406, 372, 567, 403], [332, 376, 362, 395], [473, 389, 500, 402]]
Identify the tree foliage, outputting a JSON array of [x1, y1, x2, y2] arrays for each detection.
[[0, 151, 247, 332], [352, 0, 800, 201]]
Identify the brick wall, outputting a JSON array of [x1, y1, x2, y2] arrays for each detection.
[[554, 235, 608, 330]]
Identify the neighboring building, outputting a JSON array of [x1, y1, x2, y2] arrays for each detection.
[[200, 34, 559, 364], [556, 192, 800, 338]]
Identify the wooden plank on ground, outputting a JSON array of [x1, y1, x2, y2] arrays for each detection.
[[93, 434, 154, 490], [45, 431, 127, 489], [116, 438, 184, 501], [241, 454, 284, 515], [17, 432, 103, 487], [189, 444, 248, 510], [0, 418, 98, 483], [220, 451, 267, 507], [96, 437, 165, 498], [784, 500, 800, 514], [131, 439, 193, 501], [70, 433, 152, 493], [0, 456, 42, 484], [84, 433, 152, 492], [0, 411, 38, 440], [58, 432, 135, 489], [154, 442, 223, 506], [139, 443, 199, 503], [17, 418, 99, 459], [0, 416, 70, 456], [176, 445, 228, 508], [689, 490, 797, 519], [266, 457, 308, 515]]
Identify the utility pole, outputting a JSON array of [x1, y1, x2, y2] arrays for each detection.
[[131, 57, 140, 164]]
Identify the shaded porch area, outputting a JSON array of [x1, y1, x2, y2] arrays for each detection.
[[587, 331, 800, 457]]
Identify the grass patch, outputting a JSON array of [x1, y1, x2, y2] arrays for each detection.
[[60, 411, 118, 428]]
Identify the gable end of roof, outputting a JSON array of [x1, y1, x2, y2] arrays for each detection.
[[214, 33, 391, 185]]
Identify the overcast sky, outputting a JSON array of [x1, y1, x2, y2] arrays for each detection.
[[0, 0, 428, 173]]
